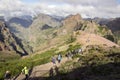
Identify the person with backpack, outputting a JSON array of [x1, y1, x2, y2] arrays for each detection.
[[4, 70, 11, 80], [57, 54, 62, 63], [22, 66, 29, 80], [52, 56, 56, 65]]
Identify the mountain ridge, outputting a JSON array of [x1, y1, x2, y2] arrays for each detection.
[[1, 13, 119, 55]]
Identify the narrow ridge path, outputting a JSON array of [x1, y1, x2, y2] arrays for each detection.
[[15, 58, 68, 80]]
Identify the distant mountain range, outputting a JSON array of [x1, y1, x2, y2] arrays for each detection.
[[85, 17, 113, 26], [86, 17, 120, 32]]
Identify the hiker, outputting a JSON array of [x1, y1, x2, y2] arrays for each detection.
[[54, 66, 59, 75], [57, 54, 62, 63], [49, 67, 54, 77], [52, 56, 56, 65], [67, 51, 73, 60], [22, 66, 29, 80], [78, 48, 83, 54], [4, 70, 11, 80], [65, 53, 69, 59], [71, 50, 76, 55]]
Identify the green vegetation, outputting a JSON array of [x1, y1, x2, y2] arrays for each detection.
[[0, 51, 20, 61], [104, 35, 115, 42], [114, 31, 120, 45], [97, 26, 116, 43], [55, 46, 120, 80], [67, 44, 81, 52], [98, 26, 104, 33], [0, 48, 58, 80], [0, 42, 119, 80], [66, 35, 76, 44]]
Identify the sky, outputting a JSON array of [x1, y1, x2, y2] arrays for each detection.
[[0, 0, 120, 18]]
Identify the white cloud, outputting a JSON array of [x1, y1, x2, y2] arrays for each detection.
[[0, 0, 120, 18]]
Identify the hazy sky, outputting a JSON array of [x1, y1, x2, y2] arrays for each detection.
[[0, 0, 120, 18]]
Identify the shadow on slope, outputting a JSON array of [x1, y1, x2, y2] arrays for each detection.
[[11, 34, 29, 56], [8, 17, 33, 28], [29, 62, 120, 80]]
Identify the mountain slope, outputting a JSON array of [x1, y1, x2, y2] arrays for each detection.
[[0, 21, 32, 56], [6, 14, 62, 51], [75, 31, 119, 48]]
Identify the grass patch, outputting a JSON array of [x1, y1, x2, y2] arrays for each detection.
[[0, 48, 58, 80], [55, 47, 120, 80]]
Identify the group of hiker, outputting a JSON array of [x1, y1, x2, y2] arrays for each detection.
[[51, 48, 83, 65], [65, 48, 83, 59], [4, 48, 83, 80], [51, 53, 62, 65]]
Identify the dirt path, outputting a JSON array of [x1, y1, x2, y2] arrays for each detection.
[[15, 58, 68, 80], [76, 32, 119, 47]]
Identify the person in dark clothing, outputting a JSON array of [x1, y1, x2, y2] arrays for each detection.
[[4, 71, 11, 80], [49, 68, 54, 77], [55, 66, 59, 75]]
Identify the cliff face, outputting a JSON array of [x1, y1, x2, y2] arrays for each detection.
[[0, 21, 32, 56], [0, 21, 16, 51]]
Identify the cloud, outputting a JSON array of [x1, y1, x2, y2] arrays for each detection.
[[0, 0, 36, 19], [0, 0, 120, 18]]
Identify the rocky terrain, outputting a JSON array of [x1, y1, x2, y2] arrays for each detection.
[[0, 21, 32, 56], [0, 13, 118, 54]]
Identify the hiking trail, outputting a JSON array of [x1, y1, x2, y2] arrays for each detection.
[[15, 57, 68, 80]]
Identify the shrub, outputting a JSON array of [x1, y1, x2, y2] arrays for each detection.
[[66, 35, 76, 44], [104, 35, 115, 42]]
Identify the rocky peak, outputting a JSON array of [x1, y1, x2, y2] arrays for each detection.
[[68, 13, 82, 20], [63, 13, 82, 25], [61, 14, 83, 33]]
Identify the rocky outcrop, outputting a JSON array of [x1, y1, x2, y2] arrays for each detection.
[[62, 14, 113, 36], [0, 21, 32, 56], [0, 21, 15, 51], [62, 14, 83, 32]]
